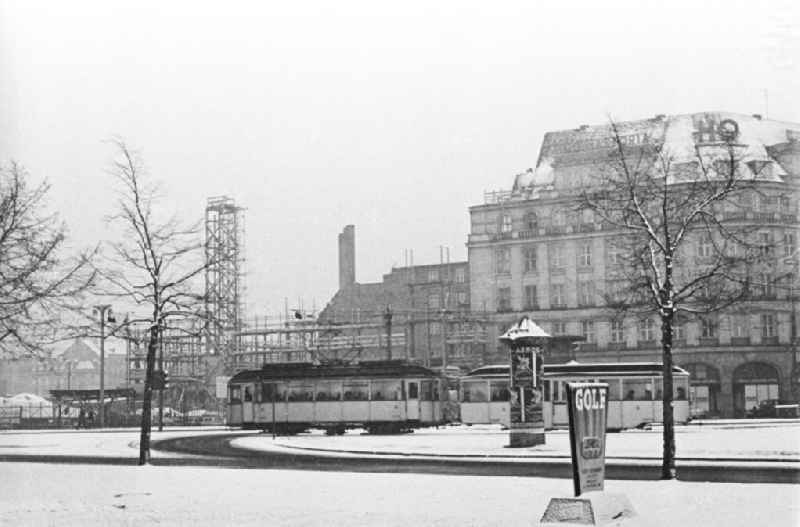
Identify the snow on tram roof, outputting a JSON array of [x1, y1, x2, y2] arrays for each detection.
[[465, 362, 689, 378]]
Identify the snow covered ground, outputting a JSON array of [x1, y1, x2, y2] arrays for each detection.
[[0, 427, 244, 458], [1, 462, 798, 526], [233, 422, 800, 461]]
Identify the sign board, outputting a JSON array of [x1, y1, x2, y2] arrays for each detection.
[[566, 382, 609, 496], [216, 376, 231, 399]]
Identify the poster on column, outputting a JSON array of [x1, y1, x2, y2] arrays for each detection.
[[566, 382, 609, 496]]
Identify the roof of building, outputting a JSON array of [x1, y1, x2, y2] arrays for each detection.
[[512, 112, 800, 192]]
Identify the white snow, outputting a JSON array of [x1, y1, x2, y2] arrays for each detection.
[[232, 422, 800, 463], [0, 427, 243, 459], [0, 462, 798, 526]]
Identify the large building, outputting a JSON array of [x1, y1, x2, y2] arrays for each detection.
[[467, 112, 800, 417]]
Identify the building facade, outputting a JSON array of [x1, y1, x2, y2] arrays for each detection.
[[468, 112, 800, 417]]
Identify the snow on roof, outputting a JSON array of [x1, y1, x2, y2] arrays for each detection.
[[498, 316, 551, 342], [515, 112, 800, 191]]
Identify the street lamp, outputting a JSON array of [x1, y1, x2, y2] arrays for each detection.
[[93, 304, 116, 428]]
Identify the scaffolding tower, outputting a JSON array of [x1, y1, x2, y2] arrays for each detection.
[[205, 196, 245, 360]]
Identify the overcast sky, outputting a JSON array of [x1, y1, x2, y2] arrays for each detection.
[[1, 0, 798, 321]]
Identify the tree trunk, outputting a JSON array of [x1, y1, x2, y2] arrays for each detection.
[[660, 307, 676, 479], [138, 323, 159, 465]]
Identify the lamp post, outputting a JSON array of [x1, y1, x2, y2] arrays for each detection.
[[93, 304, 115, 428]]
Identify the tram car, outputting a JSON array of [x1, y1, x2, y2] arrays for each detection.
[[227, 360, 446, 434], [460, 362, 691, 430]]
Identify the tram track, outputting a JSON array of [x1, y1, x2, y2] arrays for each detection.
[[151, 432, 800, 484]]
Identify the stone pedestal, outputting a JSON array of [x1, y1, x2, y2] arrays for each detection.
[[540, 492, 637, 526], [508, 421, 545, 447]]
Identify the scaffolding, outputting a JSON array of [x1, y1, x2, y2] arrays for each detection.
[[205, 196, 245, 360]]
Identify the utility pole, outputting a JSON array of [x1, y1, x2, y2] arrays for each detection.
[[93, 304, 114, 428]]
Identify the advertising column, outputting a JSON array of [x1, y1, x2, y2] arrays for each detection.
[[508, 345, 545, 447]]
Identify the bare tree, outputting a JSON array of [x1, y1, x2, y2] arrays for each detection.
[[103, 139, 208, 465], [579, 122, 781, 479], [0, 161, 96, 357]]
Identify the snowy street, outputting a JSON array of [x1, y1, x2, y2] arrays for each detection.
[[2, 462, 799, 527]]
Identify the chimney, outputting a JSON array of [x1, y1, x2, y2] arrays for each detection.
[[338, 225, 356, 290], [752, 114, 762, 120]]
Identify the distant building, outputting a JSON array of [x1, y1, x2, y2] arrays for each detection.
[[468, 112, 800, 417], [320, 226, 485, 371], [0, 338, 128, 397]]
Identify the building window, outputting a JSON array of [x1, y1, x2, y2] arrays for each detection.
[[754, 273, 775, 298], [454, 267, 466, 283], [759, 232, 774, 257], [524, 247, 537, 273], [551, 283, 566, 308], [611, 320, 625, 343], [428, 293, 440, 309], [524, 285, 538, 310], [524, 212, 538, 232], [761, 314, 776, 339], [581, 320, 596, 343], [578, 243, 592, 267], [550, 245, 565, 269], [785, 232, 797, 258], [577, 281, 595, 306], [497, 287, 512, 312], [499, 214, 512, 233], [457, 291, 467, 305], [607, 244, 622, 265], [673, 322, 685, 341], [431, 322, 442, 335], [495, 248, 511, 274], [698, 235, 713, 258], [552, 321, 566, 335], [700, 317, 718, 339], [731, 316, 749, 338], [638, 318, 656, 342]]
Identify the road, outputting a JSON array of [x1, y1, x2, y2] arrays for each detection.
[[151, 432, 800, 484]]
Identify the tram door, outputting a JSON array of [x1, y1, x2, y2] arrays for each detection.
[[242, 383, 255, 424], [406, 380, 420, 421]]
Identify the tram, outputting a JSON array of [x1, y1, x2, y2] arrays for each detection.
[[227, 360, 446, 434], [460, 362, 691, 430]]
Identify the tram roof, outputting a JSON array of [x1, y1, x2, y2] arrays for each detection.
[[465, 362, 689, 378], [229, 360, 441, 383]]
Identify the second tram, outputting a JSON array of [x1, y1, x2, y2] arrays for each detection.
[[460, 362, 691, 430]]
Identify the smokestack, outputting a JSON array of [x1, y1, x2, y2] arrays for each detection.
[[338, 225, 356, 290]]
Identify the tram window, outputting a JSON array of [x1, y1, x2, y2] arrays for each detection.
[[597, 379, 621, 401], [371, 380, 402, 401], [490, 381, 511, 402], [244, 386, 253, 402], [230, 385, 242, 404], [420, 381, 434, 401], [408, 382, 419, 399], [621, 379, 653, 401], [262, 383, 283, 402], [461, 381, 488, 403], [433, 382, 440, 401], [287, 383, 314, 402], [343, 381, 369, 401], [543, 381, 550, 402], [315, 381, 342, 401]]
